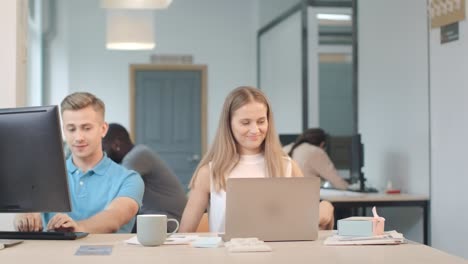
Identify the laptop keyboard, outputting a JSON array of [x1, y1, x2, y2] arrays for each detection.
[[0, 231, 89, 240]]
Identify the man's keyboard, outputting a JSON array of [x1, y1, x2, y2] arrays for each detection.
[[0, 231, 89, 240]]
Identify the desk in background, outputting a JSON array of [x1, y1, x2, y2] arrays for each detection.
[[320, 190, 430, 245], [1, 232, 465, 264]]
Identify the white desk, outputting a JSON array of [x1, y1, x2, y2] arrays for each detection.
[[1, 232, 465, 264], [320, 191, 430, 245]]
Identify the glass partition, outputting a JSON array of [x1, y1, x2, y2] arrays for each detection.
[[258, 0, 355, 135]]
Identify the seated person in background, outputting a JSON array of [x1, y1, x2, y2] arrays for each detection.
[[179, 86, 334, 232], [14, 92, 144, 233], [102, 123, 187, 226], [283, 128, 349, 190]]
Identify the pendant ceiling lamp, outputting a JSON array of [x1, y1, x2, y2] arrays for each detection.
[[106, 10, 155, 50], [101, 0, 173, 9]]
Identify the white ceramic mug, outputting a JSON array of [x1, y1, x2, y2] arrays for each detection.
[[137, 214, 179, 246]]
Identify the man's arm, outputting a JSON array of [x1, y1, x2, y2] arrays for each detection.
[[48, 169, 145, 233], [47, 197, 139, 233]]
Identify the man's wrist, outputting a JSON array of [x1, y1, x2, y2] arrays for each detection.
[[75, 221, 86, 232]]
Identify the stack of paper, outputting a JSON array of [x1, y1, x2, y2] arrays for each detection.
[[324, 230, 405, 246]]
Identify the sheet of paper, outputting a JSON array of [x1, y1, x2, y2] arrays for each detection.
[[125, 235, 199, 245], [324, 230, 405, 246], [165, 235, 199, 245], [75, 245, 113, 256]]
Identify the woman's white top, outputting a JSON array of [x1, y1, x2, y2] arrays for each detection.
[[208, 153, 292, 232]]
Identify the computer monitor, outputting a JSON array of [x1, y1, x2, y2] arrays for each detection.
[[326, 134, 366, 190], [279, 134, 299, 146], [0, 105, 71, 213]]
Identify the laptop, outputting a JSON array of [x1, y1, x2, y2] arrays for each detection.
[[223, 177, 320, 241]]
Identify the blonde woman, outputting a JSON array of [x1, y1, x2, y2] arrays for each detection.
[[179, 86, 334, 232]]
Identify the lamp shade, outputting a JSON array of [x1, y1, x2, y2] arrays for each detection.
[[106, 10, 155, 50], [101, 0, 172, 9]]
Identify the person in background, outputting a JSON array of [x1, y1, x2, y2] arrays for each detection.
[[283, 128, 349, 190], [14, 92, 144, 233], [179, 86, 334, 232], [102, 123, 187, 228]]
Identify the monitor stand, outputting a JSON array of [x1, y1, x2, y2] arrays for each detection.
[[358, 172, 378, 193]]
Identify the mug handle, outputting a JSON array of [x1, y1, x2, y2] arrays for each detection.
[[167, 218, 179, 236]]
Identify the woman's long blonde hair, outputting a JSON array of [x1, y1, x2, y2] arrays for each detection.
[[190, 86, 287, 192]]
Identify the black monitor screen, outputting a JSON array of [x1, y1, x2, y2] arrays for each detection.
[[279, 134, 299, 146], [326, 134, 363, 183], [0, 105, 71, 213]]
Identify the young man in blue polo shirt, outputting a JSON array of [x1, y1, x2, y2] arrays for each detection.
[[14, 92, 144, 233]]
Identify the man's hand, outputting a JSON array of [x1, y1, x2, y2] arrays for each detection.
[[46, 213, 83, 232], [14, 213, 43, 232]]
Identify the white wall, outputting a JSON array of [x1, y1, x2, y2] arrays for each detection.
[[49, 0, 257, 144], [0, 1, 26, 108], [0, 1, 17, 107], [429, 4, 468, 259], [358, 0, 430, 243], [0, 0, 27, 231]]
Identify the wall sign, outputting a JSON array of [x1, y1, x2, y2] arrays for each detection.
[[441, 22, 459, 43]]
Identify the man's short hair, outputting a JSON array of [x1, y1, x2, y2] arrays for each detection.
[[60, 92, 105, 118]]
